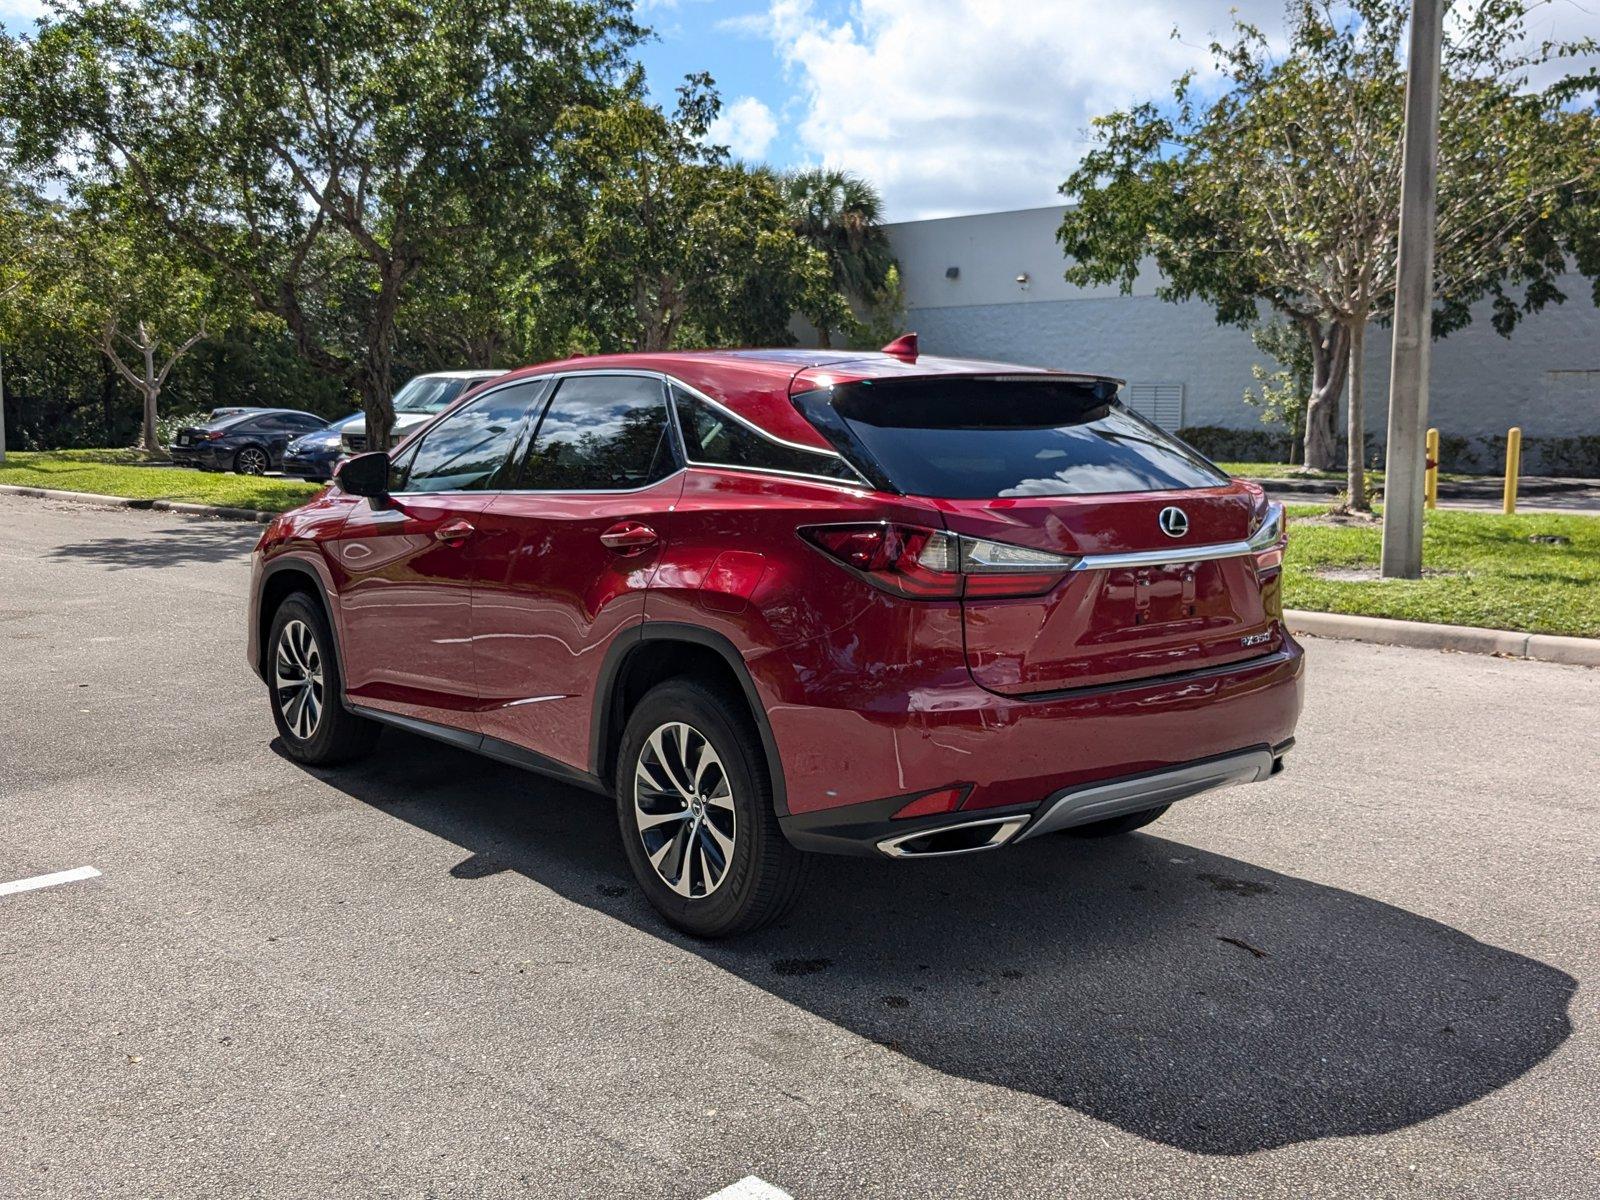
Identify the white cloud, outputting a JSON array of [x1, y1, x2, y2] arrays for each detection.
[[0, 1, 48, 26], [708, 95, 780, 159], [745, 0, 1288, 220]]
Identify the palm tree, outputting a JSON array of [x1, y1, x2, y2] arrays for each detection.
[[783, 169, 896, 347]]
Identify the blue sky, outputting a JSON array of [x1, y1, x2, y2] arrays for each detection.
[[12, 1, 1600, 222], [634, 0, 1286, 220]]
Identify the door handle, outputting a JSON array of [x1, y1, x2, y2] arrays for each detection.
[[599, 522, 659, 555], [434, 519, 476, 544]]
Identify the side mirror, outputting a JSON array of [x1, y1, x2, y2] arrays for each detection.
[[336, 451, 391, 498]]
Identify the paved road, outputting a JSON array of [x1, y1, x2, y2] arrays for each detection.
[[2, 494, 1596, 1199]]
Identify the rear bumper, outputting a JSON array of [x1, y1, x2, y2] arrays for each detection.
[[772, 637, 1305, 855], [781, 739, 1295, 857], [169, 445, 220, 468]]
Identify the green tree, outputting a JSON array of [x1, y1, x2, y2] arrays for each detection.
[[783, 168, 897, 347], [555, 75, 832, 351], [6, 0, 641, 449], [1244, 321, 1313, 466], [1059, 0, 1600, 508], [63, 198, 235, 452]]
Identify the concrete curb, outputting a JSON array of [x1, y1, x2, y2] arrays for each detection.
[[1285, 609, 1600, 667], [0, 483, 278, 524], [1244, 475, 1594, 498]]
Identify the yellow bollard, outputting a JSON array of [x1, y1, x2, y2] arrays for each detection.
[[1424, 427, 1439, 511], [1503, 426, 1522, 515]]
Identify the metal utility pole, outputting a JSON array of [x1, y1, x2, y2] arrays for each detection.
[[1380, 0, 1444, 578], [0, 347, 7, 465]]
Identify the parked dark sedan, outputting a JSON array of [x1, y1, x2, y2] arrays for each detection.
[[281, 413, 362, 481], [170, 409, 329, 475]]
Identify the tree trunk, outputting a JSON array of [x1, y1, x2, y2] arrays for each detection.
[[1346, 319, 1368, 511], [359, 274, 404, 451], [816, 325, 832, 349], [140, 331, 159, 454], [1301, 318, 1350, 471], [359, 366, 397, 453]]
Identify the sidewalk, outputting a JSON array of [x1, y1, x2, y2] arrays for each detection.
[[1248, 474, 1600, 516]]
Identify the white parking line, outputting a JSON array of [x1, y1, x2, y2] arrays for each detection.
[[0, 865, 102, 897], [701, 1178, 793, 1200]]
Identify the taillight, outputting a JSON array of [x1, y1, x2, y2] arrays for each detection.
[[202, 430, 227, 441], [1248, 501, 1287, 579], [800, 522, 1078, 599]]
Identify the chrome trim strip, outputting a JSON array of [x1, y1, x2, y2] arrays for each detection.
[[685, 462, 873, 493], [1070, 502, 1285, 572], [1015, 747, 1277, 841], [1069, 539, 1258, 572], [876, 815, 1030, 859]]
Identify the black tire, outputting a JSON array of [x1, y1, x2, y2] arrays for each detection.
[[615, 680, 809, 938], [267, 593, 380, 766], [1065, 804, 1171, 838], [234, 445, 269, 475]]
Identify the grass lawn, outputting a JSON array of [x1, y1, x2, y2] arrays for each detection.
[[0, 449, 322, 512], [1283, 504, 1600, 638], [1219, 461, 1477, 484]]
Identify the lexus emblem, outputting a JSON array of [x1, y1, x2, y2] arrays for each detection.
[[1158, 506, 1189, 539]]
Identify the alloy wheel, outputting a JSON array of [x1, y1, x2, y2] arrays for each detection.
[[633, 721, 737, 898], [237, 447, 268, 475], [274, 619, 325, 741]]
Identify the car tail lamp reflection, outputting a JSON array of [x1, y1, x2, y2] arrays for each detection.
[[800, 522, 1077, 599]]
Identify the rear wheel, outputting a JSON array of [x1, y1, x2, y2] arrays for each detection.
[[1065, 804, 1170, 838], [616, 680, 808, 938], [234, 445, 269, 475], [268, 593, 379, 765]]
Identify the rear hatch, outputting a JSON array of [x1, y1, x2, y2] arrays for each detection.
[[793, 373, 1285, 695]]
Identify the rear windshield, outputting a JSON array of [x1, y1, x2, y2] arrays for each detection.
[[793, 378, 1229, 499], [202, 411, 258, 432]]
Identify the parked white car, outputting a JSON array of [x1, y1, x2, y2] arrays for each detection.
[[340, 370, 504, 454]]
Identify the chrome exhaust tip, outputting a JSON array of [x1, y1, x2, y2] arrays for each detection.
[[876, 814, 1030, 859]]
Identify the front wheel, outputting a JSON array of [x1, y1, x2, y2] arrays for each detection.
[[268, 594, 380, 765], [616, 680, 809, 938]]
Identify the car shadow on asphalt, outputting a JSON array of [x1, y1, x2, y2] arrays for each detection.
[[46, 521, 259, 569], [279, 729, 1576, 1158]]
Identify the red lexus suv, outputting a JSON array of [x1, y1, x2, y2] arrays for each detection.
[[248, 342, 1304, 936]]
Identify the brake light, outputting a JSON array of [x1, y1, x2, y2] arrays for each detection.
[[1248, 501, 1287, 579], [202, 430, 227, 441], [800, 523, 1077, 599]]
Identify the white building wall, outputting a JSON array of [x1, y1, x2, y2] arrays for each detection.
[[879, 205, 1600, 469]]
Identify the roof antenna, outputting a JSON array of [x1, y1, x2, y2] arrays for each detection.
[[880, 332, 918, 362]]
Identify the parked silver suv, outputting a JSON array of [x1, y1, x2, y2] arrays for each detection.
[[339, 370, 504, 453]]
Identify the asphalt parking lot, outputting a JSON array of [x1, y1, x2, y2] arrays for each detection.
[[2, 493, 1597, 1199]]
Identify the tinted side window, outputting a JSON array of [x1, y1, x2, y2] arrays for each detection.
[[672, 385, 860, 482], [398, 382, 543, 493], [516, 375, 674, 491]]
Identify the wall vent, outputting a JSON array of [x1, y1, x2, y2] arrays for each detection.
[[1127, 382, 1185, 430]]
